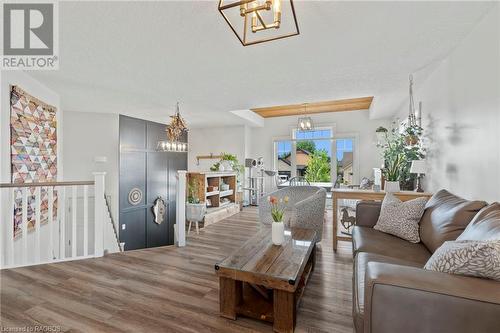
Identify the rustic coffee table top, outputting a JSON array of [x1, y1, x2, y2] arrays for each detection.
[[215, 227, 316, 292]]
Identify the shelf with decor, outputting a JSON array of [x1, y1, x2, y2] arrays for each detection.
[[187, 171, 240, 226]]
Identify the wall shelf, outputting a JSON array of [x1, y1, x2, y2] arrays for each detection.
[[219, 189, 234, 198]]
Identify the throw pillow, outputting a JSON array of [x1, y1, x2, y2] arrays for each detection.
[[419, 189, 487, 253], [374, 193, 428, 243], [424, 240, 500, 281], [457, 203, 500, 241]]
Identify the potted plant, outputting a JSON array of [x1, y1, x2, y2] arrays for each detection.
[[268, 195, 289, 245], [219, 152, 245, 189], [375, 126, 388, 144], [404, 124, 422, 146], [377, 122, 425, 191], [186, 179, 205, 223]]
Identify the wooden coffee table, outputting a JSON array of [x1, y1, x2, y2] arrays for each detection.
[[215, 227, 317, 333]]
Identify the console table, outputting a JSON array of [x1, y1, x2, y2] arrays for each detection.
[[332, 189, 433, 251]]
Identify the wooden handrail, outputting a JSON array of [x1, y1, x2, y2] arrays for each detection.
[[0, 181, 95, 188]]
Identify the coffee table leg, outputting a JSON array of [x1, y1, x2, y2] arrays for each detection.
[[219, 277, 242, 320], [273, 289, 296, 333]]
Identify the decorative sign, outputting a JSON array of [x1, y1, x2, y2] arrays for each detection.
[[128, 188, 142, 205]]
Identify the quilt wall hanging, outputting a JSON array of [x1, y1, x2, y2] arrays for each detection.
[[10, 85, 58, 238]]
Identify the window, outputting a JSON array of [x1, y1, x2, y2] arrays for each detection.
[[273, 128, 358, 187], [276, 140, 292, 181], [336, 138, 354, 185], [294, 129, 333, 182]]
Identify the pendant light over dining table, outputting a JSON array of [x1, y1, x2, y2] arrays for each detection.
[[218, 0, 299, 46], [297, 103, 314, 131], [157, 102, 189, 152]]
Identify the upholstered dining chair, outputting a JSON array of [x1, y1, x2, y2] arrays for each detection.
[[289, 176, 310, 186], [259, 186, 326, 242]]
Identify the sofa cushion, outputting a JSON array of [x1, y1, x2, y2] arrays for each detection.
[[352, 226, 431, 265], [457, 203, 500, 241], [353, 252, 422, 333], [419, 189, 487, 253], [374, 193, 427, 243], [424, 240, 500, 281]]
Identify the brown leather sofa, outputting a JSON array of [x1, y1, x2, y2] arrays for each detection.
[[352, 190, 500, 333]]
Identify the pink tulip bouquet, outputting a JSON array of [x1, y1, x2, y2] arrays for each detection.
[[268, 195, 289, 222]]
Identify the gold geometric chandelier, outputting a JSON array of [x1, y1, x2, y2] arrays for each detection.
[[218, 0, 299, 46], [157, 102, 189, 152]]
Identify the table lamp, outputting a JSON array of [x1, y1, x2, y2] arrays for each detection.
[[410, 160, 426, 192]]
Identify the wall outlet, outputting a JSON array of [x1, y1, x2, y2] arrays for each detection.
[[121, 224, 126, 230]]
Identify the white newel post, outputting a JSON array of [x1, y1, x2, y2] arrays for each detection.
[[93, 172, 106, 257], [176, 170, 187, 247]]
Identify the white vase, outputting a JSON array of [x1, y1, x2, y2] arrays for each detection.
[[272, 221, 285, 245], [384, 180, 401, 193], [220, 160, 233, 171]]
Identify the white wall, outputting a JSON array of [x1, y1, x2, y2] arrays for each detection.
[[188, 126, 247, 171], [0, 71, 62, 266], [62, 111, 120, 224], [407, 6, 499, 202]]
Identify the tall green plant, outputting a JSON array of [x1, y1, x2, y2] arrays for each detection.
[[378, 122, 425, 186]]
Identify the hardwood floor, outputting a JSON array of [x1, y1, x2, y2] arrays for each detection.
[[0, 207, 353, 332]]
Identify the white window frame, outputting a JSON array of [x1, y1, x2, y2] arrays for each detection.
[[271, 124, 363, 185]]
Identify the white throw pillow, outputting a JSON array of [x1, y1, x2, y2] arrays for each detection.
[[424, 240, 500, 281], [374, 193, 427, 243]]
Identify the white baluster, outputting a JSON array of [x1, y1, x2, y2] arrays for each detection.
[[8, 189, 15, 266], [21, 187, 28, 265], [83, 185, 89, 256], [35, 187, 41, 263], [72, 186, 77, 257], [48, 187, 54, 260], [176, 170, 187, 247], [93, 172, 106, 257], [59, 186, 66, 259]]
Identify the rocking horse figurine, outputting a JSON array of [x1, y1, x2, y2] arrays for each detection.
[[340, 207, 356, 235]]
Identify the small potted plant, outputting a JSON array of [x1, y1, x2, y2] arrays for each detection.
[[268, 195, 289, 245], [404, 125, 422, 146], [383, 153, 404, 192], [375, 126, 388, 144], [186, 179, 205, 223]]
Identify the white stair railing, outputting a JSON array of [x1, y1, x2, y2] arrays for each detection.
[[0, 172, 107, 269]]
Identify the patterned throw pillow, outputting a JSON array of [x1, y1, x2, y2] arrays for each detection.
[[424, 240, 500, 281], [374, 193, 427, 243]]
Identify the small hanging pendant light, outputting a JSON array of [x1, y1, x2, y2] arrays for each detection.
[[297, 103, 314, 131]]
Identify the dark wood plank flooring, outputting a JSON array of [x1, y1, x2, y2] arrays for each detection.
[[1, 207, 353, 332]]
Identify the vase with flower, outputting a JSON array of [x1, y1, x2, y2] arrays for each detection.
[[268, 195, 289, 245]]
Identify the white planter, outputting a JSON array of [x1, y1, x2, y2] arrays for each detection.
[[384, 181, 401, 193], [186, 203, 206, 222], [272, 221, 285, 245], [220, 160, 233, 171]]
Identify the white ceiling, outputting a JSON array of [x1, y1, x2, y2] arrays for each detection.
[[29, 1, 494, 127]]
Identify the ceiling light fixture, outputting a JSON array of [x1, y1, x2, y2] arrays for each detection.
[[218, 0, 299, 46], [297, 103, 314, 132], [157, 102, 189, 152]]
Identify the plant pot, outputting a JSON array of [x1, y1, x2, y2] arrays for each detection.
[[220, 160, 233, 171], [272, 221, 285, 245], [186, 203, 206, 222], [405, 134, 419, 146], [384, 180, 400, 193]]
